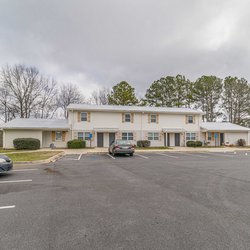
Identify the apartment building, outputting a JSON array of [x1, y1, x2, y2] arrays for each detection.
[[67, 104, 203, 147], [1, 104, 250, 148]]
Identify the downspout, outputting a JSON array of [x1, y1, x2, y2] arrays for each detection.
[[141, 112, 144, 140]]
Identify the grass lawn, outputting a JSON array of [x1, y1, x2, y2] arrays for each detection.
[[5, 151, 62, 162], [0, 148, 19, 153]]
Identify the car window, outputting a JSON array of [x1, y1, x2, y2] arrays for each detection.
[[116, 140, 131, 145]]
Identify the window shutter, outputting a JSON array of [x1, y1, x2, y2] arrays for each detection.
[[87, 112, 91, 122], [131, 113, 134, 123], [193, 115, 196, 124], [122, 113, 125, 123], [185, 115, 188, 124], [156, 114, 159, 124], [148, 114, 150, 123], [51, 131, 55, 142], [77, 112, 81, 122], [62, 131, 66, 142]]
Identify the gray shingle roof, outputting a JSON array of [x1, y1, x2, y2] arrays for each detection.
[[67, 104, 204, 114], [201, 122, 250, 132], [1, 118, 69, 130]]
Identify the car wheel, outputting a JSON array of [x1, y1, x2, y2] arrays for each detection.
[[112, 151, 116, 157], [130, 153, 134, 157]]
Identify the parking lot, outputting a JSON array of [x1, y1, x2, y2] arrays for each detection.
[[1, 151, 250, 249]]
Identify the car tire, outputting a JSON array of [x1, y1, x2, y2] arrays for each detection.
[[112, 151, 116, 157], [130, 153, 134, 157]]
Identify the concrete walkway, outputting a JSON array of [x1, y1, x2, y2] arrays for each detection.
[[3, 146, 250, 155], [61, 146, 250, 154]]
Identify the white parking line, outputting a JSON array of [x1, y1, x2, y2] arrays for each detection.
[[0, 179, 32, 184], [135, 153, 149, 159], [106, 153, 115, 159], [12, 169, 38, 172], [0, 205, 15, 210], [156, 153, 179, 159], [201, 152, 234, 158], [176, 152, 208, 158], [78, 154, 83, 161]]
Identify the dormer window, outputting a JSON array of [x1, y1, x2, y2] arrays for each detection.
[[125, 113, 131, 122], [81, 112, 87, 122], [150, 114, 157, 123], [187, 115, 194, 124]]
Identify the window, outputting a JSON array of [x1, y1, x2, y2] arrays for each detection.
[[81, 112, 87, 122], [207, 132, 212, 141], [148, 132, 159, 141], [187, 115, 194, 124], [78, 132, 91, 140], [125, 113, 131, 122], [55, 131, 62, 141], [122, 132, 133, 140], [186, 132, 196, 141], [150, 114, 157, 123], [84, 132, 90, 140]]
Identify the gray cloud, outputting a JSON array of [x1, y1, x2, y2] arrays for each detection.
[[0, 0, 250, 97]]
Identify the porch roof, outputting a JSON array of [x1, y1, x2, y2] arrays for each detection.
[[200, 122, 250, 132], [1, 118, 70, 131], [162, 128, 186, 133], [93, 127, 119, 132]]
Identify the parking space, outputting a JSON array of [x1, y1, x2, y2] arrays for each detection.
[[1, 151, 250, 249]]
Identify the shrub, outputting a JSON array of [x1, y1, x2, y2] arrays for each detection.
[[237, 139, 246, 147], [195, 141, 202, 147], [67, 139, 86, 149], [137, 140, 151, 148], [186, 140, 202, 147], [13, 138, 40, 150]]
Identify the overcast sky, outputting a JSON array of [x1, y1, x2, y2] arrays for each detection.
[[0, 0, 250, 97]]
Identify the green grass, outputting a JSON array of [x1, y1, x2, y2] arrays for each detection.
[[5, 151, 62, 162], [0, 148, 19, 153]]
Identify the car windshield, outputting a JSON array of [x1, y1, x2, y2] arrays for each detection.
[[115, 140, 131, 145]]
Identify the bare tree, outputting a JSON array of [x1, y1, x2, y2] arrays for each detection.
[[0, 64, 44, 119], [58, 83, 85, 117], [0, 64, 61, 121], [90, 87, 110, 105], [33, 77, 59, 119]]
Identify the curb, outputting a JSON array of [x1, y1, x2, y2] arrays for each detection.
[[13, 152, 65, 165]]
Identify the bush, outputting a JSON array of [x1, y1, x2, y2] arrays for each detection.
[[186, 140, 202, 147], [237, 139, 246, 147], [13, 138, 40, 150], [67, 139, 86, 149], [137, 140, 151, 148]]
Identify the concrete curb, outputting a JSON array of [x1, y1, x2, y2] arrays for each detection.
[[13, 152, 65, 165]]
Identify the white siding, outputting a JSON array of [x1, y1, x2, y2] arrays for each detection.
[[42, 131, 69, 148], [3, 130, 42, 149], [225, 132, 249, 146]]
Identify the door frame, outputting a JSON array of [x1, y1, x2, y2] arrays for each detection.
[[97, 132, 104, 147], [174, 133, 180, 146], [109, 132, 116, 146]]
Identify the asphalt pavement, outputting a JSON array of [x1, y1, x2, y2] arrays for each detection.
[[1, 151, 250, 250]]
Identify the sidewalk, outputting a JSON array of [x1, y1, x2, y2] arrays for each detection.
[[4, 146, 249, 156], [61, 146, 249, 154]]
